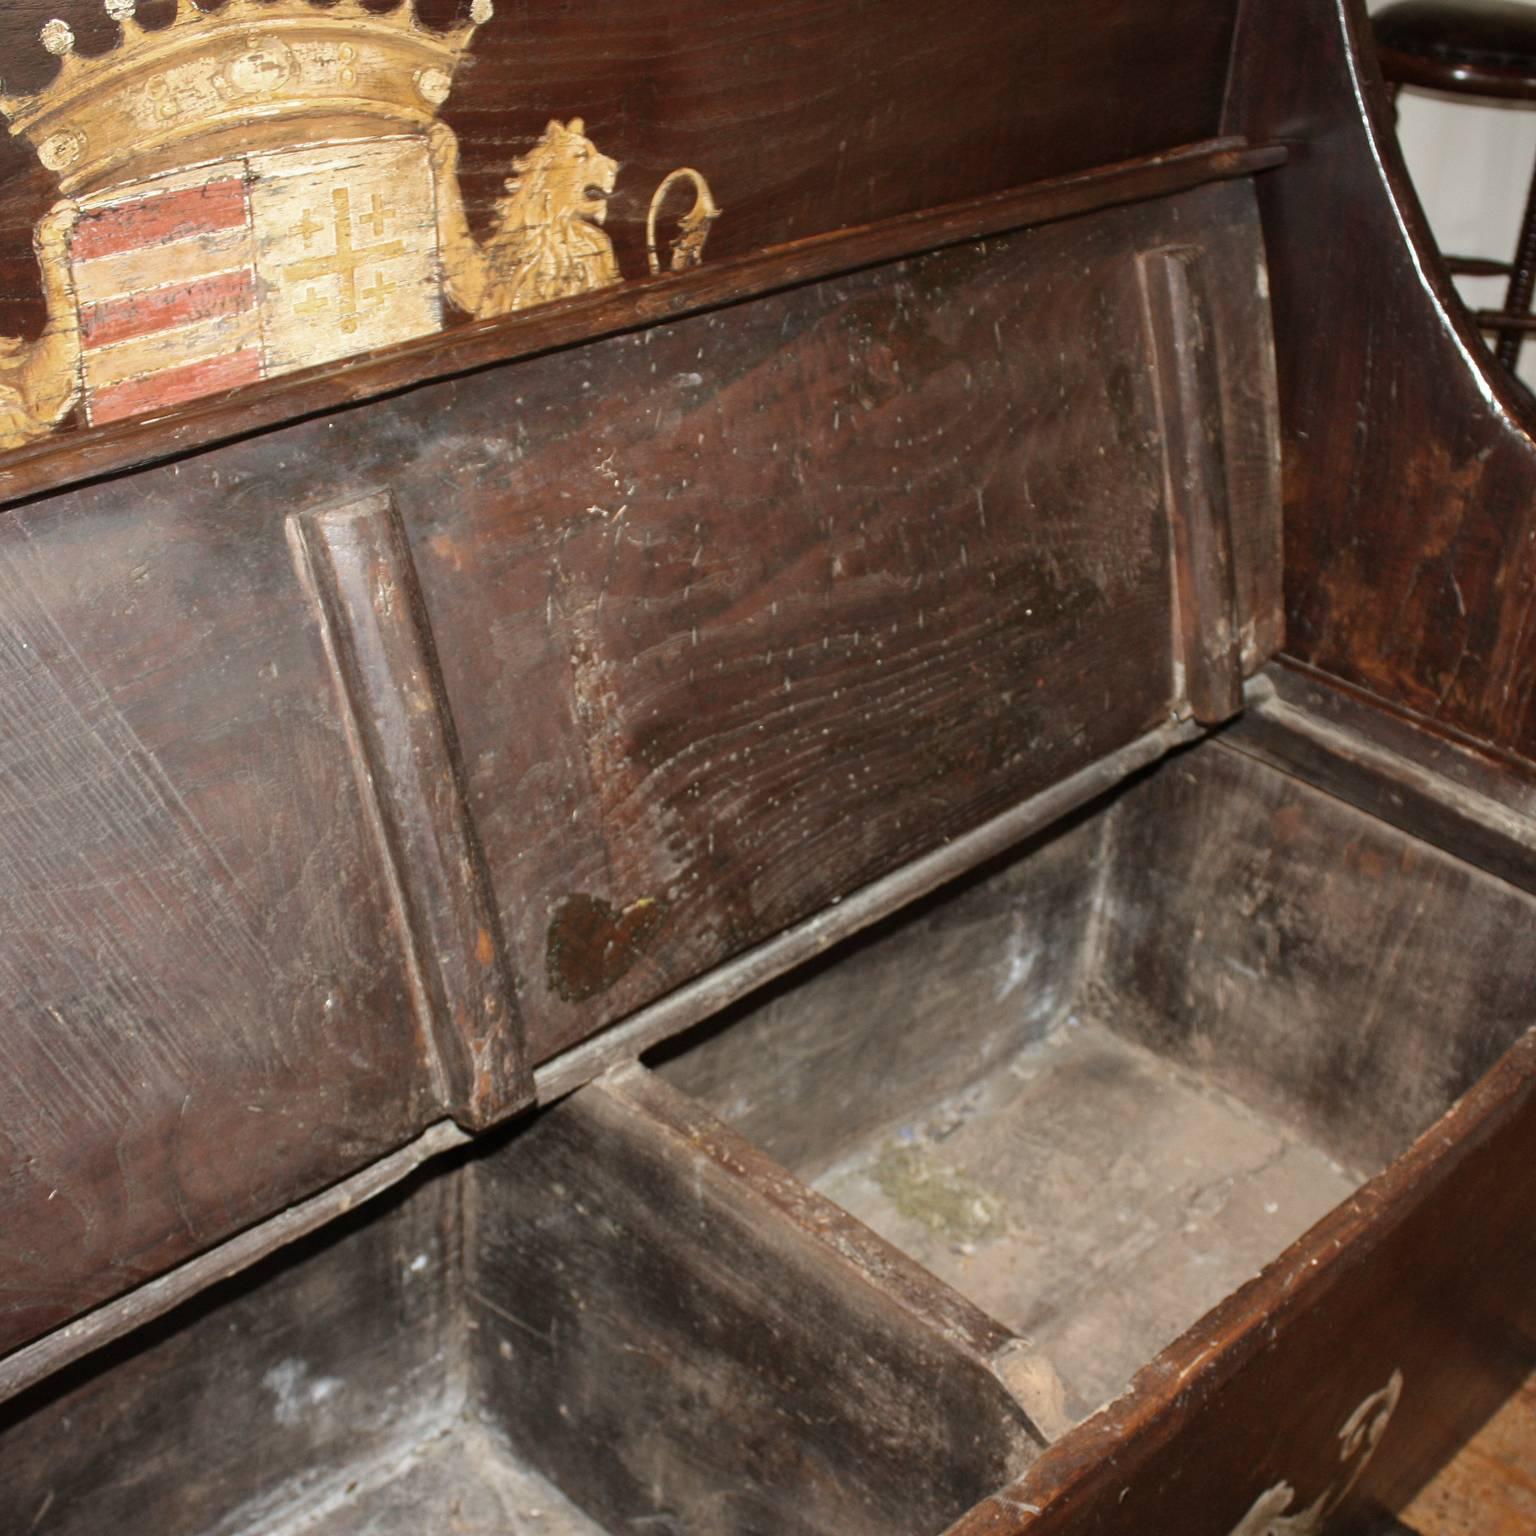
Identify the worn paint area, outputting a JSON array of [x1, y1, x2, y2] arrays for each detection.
[[72, 137, 443, 425], [1226, 1370, 1403, 1535], [0, 1, 720, 443]]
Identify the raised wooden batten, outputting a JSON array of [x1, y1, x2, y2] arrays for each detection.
[[1140, 246, 1245, 723], [287, 491, 532, 1128]]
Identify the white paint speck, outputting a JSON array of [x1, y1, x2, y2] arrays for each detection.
[[262, 1360, 344, 1427]]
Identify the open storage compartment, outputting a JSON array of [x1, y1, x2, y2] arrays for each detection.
[[652, 735, 1536, 1424], [6, 729, 1533, 1536]]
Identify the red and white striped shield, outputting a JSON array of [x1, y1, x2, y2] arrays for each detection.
[[70, 136, 443, 426]]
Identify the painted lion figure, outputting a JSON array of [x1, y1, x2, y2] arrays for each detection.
[[432, 119, 621, 320]]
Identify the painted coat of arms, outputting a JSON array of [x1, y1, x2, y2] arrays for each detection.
[[0, 0, 720, 449]]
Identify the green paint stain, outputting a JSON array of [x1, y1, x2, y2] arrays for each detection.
[[870, 1144, 1006, 1244]]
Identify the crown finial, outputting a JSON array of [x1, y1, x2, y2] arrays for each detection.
[[39, 20, 76, 57], [4, 0, 497, 194]]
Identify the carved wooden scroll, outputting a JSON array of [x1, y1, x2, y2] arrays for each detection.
[[1140, 245, 1245, 725], [288, 492, 532, 1129]]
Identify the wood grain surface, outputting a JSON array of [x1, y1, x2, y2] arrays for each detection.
[[1399, 1370, 1536, 1535], [288, 491, 532, 1127], [409, 179, 1278, 1063], [0, 481, 439, 1354], [1227, 0, 1536, 765]]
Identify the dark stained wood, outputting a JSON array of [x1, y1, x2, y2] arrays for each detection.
[[288, 492, 532, 1128], [0, 1168, 462, 1536], [1095, 739, 1536, 1174], [1376, 42, 1536, 97], [0, 724, 1195, 1410], [946, 1026, 1536, 1536], [412, 179, 1278, 1064], [1223, 662, 1536, 900], [0, 173, 1281, 1369], [467, 1065, 1047, 1536], [655, 759, 1372, 1419], [0, 480, 443, 1358], [536, 716, 1199, 1103], [652, 807, 1106, 1180], [1374, 0, 1536, 101], [0, 138, 1285, 513], [9, 2, 1536, 1530], [1139, 246, 1246, 722], [655, 728, 1536, 1438], [1225, 0, 1536, 765], [1475, 308, 1536, 331], [0, 1121, 468, 1406]]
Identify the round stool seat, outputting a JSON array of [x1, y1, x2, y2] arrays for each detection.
[[1376, 0, 1536, 98], [1374, 0, 1536, 377]]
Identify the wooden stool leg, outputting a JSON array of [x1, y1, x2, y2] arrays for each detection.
[[1496, 154, 1536, 372]]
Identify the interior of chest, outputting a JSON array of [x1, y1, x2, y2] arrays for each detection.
[[5, 731, 1530, 1536]]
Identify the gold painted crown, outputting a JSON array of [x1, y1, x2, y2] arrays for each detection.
[[1, 0, 493, 195]]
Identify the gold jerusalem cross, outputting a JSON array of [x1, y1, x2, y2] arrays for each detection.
[[285, 187, 406, 334]]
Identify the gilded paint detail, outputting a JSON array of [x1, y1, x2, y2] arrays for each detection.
[[0, 203, 84, 452], [0, 0, 722, 451], [254, 138, 441, 366], [1227, 1371, 1405, 1536]]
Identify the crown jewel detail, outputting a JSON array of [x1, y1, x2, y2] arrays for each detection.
[[3, 0, 494, 194]]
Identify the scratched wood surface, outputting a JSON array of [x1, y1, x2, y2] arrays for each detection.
[[417, 177, 1278, 1062], [0, 0, 1242, 349], [0, 1171, 460, 1536], [0, 176, 1279, 1364], [0, 489, 439, 1353]]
